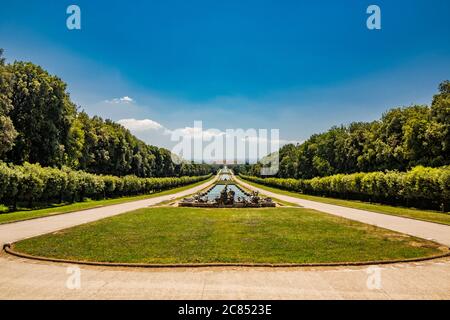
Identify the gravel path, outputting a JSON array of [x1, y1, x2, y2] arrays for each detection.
[[0, 254, 449, 299]]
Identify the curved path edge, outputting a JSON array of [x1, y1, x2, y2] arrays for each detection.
[[4, 243, 450, 269]]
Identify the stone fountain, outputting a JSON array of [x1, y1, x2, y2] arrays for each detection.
[[179, 184, 275, 208]]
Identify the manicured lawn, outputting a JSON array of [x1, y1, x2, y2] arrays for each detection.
[[14, 207, 443, 264], [236, 177, 450, 226], [0, 177, 213, 225]]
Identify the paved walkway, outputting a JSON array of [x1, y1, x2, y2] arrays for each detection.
[[235, 177, 450, 247], [0, 254, 449, 299], [1, 174, 449, 299], [0, 177, 216, 245]]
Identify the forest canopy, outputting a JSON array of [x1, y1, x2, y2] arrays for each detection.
[[1, 49, 448, 181], [238, 80, 450, 179]]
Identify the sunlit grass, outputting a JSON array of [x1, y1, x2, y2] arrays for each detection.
[[14, 207, 443, 264]]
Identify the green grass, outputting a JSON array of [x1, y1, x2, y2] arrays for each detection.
[[236, 177, 450, 226], [0, 177, 213, 225], [14, 207, 443, 264]]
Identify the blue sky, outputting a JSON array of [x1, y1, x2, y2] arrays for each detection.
[[1, 0, 450, 151]]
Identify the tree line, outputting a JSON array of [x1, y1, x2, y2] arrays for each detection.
[[0, 49, 213, 177], [238, 81, 450, 179], [0, 162, 211, 210]]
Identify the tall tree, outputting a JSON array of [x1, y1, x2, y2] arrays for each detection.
[[430, 81, 450, 164], [245, 81, 450, 179], [5, 61, 77, 167], [0, 49, 18, 156]]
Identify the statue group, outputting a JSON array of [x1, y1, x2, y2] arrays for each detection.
[[216, 185, 235, 206], [179, 184, 275, 208]]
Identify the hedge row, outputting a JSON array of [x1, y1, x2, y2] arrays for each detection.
[[240, 166, 450, 211], [0, 162, 211, 210]]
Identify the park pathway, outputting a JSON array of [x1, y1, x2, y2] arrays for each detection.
[[234, 176, 450, 247], [0, 253, 449, 299]]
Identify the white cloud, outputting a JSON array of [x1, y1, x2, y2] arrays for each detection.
[[117, 117, 298, 160], [174, 127, 225, 139], [117, 118, 165, 131], [118, 118, 227, 140], [105, 96, 135, 104]]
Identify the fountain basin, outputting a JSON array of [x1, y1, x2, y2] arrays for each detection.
[[179, 183, 276, 208]]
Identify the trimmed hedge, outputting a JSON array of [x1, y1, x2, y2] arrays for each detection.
[[0, 162, 211, 210], [240, 166, 450, 211]]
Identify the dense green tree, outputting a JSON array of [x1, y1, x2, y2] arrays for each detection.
[[0, 49, 18, 156], [243, 81, 450, 179], [0, 116, 17, 156], [430, 81, 450, 163], [0, 52, 214, 177], [4, 61, 77, 167]]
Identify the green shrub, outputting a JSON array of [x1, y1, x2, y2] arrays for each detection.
[[240, 166, 450, 211], [0, 161, 211, 210]]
